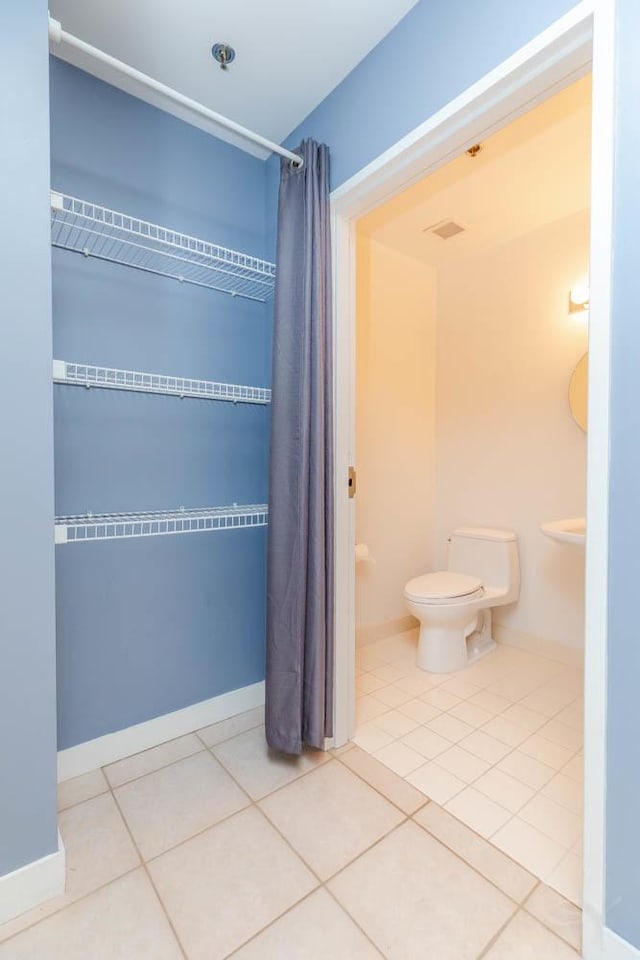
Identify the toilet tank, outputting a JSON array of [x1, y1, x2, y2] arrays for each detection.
[[447, 527, 520, 603]]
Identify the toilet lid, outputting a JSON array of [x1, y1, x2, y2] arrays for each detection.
[[405, 571, 483, 602]]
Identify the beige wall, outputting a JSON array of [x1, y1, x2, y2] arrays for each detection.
[[355, 236, 437, 632], [434, 211, 589, 650]]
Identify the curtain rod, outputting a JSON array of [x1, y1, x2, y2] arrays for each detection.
[[48, 16, 303, 168]]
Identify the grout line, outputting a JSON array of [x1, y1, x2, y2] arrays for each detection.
[[56, 785, 111, 814], [102, 744, 208, 791], [107, 780, 190, 960], [475, 904, 521, 960], [0, 865, 142, 949], [332, 750, 431, 817], [322, 885, 390, 958]]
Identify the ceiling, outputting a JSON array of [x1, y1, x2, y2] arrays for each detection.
[[359, 76, 592, 266], [48, 0, 419, 158]]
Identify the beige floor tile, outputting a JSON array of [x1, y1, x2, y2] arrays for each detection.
[[525, 883, 582, 951], [357, 673, 389, 695], [401, 725, 451, 760], [467, 691, 512, 716], [496, 750, 556, 790], [474, 768, 534, 814], [434, 745, 491, 784], [483, 909, 579, 959], [260, 761, 404, 880], [328, 821, 515, 960], [519, 692, 565, 718], [406, 762, 466, 804], [537, 719, 583, 752], [554, 701, 584, 732], [459, 730, 512, 764], [438, 678, 482, 700], [394, 672, 437, 695], [104, 733, 204, 787], [353, 722, 395, 753], [197, 705, 264, 748], [501, 704, 548, 733], [398, 697, 441, 724], [211, 725, 329, 800], [449, 701, 493, 728], [374, 684, 414, 708], [356, 651, 388, 672], [57, 768, 108, 811], [229, 889, 383, 958], [372, 709, 420, 738], [561, 752, 584, 782], [0, 871, 182, 960], [487, 676, 542, 701], [492, 818, 566, 879], [149, 807, 317, 960], [519, 735, 575, 770], [542, 773, 583, 814], [0, 793, 140, 942], [415, 804, 536, 902], [421, 688, 462, 711], [374, 741, 425, 777], [445, 787, 512, 838], [481, 715, 530, 748], [57, 794, 140, 899], [339, 746, 427, 815], [519, 794, 581, 848], [546, 851, 583, 906], [115, 750, 249, 859], [356, 695, 390, 724], [372, 663, 410, 683], [427, 713, 475, 743]]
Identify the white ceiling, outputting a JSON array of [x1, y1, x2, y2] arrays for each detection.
[[49, 0, 419, 158], [359, 76, 592, 266]]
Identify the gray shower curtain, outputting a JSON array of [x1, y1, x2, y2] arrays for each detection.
[[265, 139, 334, 755]]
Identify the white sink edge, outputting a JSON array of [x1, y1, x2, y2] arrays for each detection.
[[541, 517, 586, 548]]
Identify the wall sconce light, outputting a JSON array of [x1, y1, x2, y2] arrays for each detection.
[[569, 283, 590, 314]]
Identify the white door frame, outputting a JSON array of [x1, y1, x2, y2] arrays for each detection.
[[330, 2, 615, 957]]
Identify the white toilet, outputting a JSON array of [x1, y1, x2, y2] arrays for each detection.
[[404, 527, 520, 673]]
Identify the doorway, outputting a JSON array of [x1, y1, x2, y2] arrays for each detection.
[[330, 6, 613, 958]]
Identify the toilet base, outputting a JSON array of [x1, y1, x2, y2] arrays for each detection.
[[416, 609, 495, 674]]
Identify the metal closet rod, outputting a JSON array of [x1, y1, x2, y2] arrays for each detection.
[[48, 16, 303, 168]]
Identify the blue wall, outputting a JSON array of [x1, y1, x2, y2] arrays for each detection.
[[50, 59, 270, 749], [0, 4, 58, 873], [266, 0, 579, 258], [605, 0, 640, 947]]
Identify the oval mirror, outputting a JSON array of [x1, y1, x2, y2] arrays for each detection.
[[569, 353, 588, 431]]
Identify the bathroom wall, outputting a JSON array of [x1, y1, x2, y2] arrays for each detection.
[[50, 59, 271, 749], [434, 210, 589, 651], [0, 3, 59, 875], [606, 0, 640, 946], [355, 236, 437, 635]]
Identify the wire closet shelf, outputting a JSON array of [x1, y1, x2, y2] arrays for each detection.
[[55, 503, 268, 544], [50, 191, 276, 303], [53, 360, 271, 405]]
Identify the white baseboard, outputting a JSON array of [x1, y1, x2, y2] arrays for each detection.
[[0, 832, 65, 926], [603, 927, 640, 959], [494, 623, 584, 668], [58, 681, 265, 782], [356, 615, 417, 647]]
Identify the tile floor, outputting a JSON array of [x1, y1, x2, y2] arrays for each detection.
[[0, 698, 583, 958], [355, 630, 584, 906]]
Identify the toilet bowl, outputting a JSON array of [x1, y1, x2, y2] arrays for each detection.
[[404, 527, 520, 673]]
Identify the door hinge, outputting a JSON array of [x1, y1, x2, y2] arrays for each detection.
[[348, 466, 357, 498]]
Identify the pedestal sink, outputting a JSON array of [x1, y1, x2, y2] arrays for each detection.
[[541, 517, 586, 548]]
